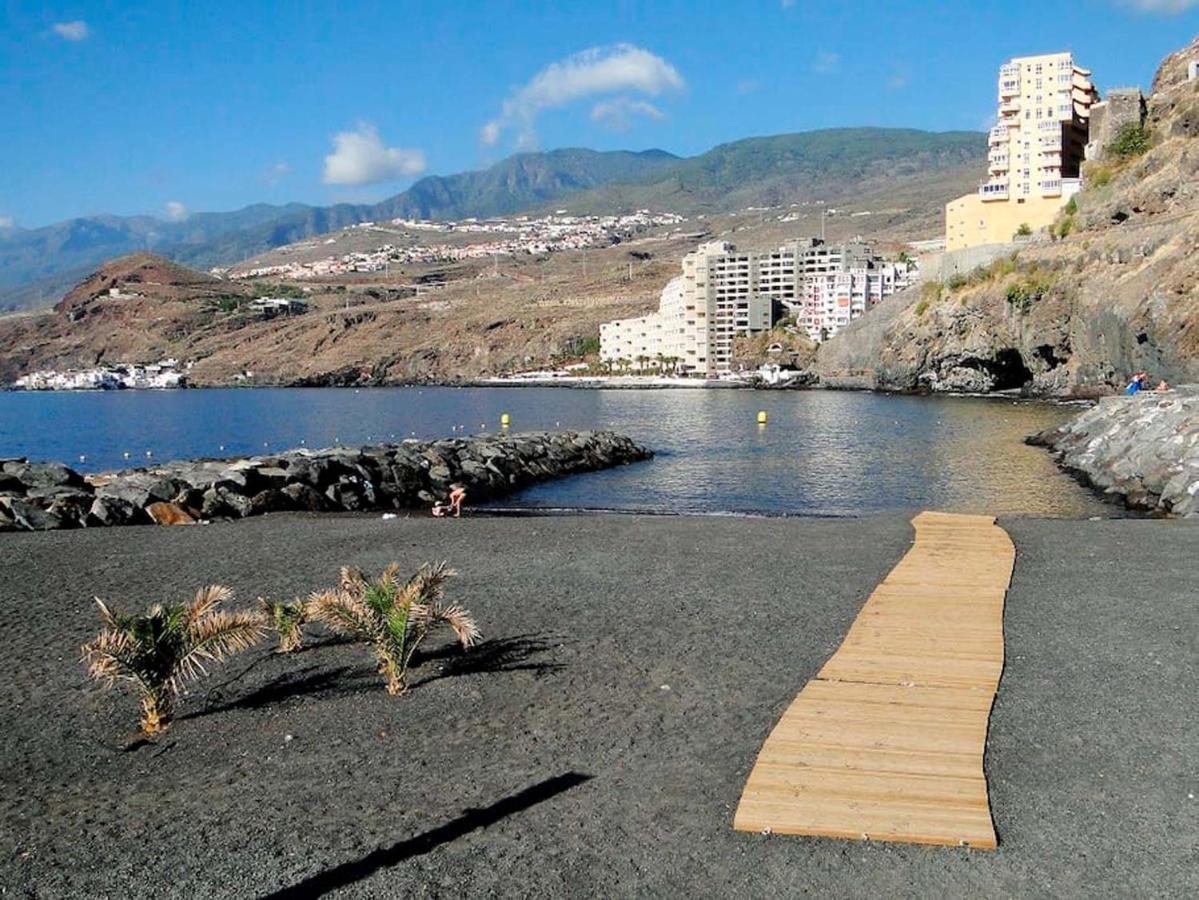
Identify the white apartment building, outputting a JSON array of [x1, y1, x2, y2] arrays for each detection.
[[797, 263, 912, 342], [600, 239, 907, 375]]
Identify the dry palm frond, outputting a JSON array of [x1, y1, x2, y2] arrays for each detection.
[[80, 587, 265, 735], [313, 560, 479, 696]]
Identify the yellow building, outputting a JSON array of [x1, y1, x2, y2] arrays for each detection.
[[946, 52, 1099, 250]]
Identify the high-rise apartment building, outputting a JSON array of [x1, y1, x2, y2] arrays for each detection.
[[600, 238, 907, 377], [946, 52, 1099, 250]]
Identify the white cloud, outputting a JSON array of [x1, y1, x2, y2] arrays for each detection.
[[1120, 0, 1199, 11], [812, 50, 840, 75], [164, 201, 188, 222], [590, 97, 664, 131], [265, 161, 291, 186], [482, 43, 684, 148], [736, 78, 761, 95], [887, 65, 911, 91], [322, 123, 426, 186], [52, 20, 90, 41], [781, 0, 798, 8], [0, 215, 14, 229]]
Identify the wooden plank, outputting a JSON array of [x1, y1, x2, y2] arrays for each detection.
[[733, 511, 1014, 849]]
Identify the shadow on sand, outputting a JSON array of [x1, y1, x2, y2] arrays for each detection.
[[412, 633, 565, 689], [181, 634, 563, 719], [260, 772, 593, 899]]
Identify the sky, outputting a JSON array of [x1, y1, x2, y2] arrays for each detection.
[[1, 0, 1197, 229]]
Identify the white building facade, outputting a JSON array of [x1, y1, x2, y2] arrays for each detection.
[[600, 239, 909, 376]]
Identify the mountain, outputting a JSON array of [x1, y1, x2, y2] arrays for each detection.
[[0, 131, 981, 311], [816, 39, 1199, 397], [552, 128, 986, 214], [0, 149, 680, 310]]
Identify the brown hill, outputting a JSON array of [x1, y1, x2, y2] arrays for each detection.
[[817, 37, 1199, 396]]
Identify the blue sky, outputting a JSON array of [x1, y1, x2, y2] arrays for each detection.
[[2, 0, 1197, 228]]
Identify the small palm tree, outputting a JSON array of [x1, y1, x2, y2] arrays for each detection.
[[259, 596, 310, 653], [309, 562, 479, 695], [82, 586, 265, 735]]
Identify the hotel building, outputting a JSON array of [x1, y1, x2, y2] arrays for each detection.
[[946, 52, 1099, 250], [600, 239, 910, 376]]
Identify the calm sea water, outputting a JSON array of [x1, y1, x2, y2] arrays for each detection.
[[0, 387, 1110, 518]]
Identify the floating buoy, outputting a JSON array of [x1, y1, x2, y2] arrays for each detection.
[[757, 410, 768, 425], [500, 412, 511, 427], [123, 451, 130, 459], [145, 450, 153, 458], [219, 445, 225, 452], [79, 455, 87, 463]]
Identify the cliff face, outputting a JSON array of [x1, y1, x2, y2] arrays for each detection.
[[817, 38, 1199, 397]]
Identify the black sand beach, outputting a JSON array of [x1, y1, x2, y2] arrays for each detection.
[[1, 513, 1196, 897]]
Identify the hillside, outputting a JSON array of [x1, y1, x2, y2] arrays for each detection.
[[552, 129, 985, 214], [816, 38, 1199, 397], [0, 130, 982, 311]]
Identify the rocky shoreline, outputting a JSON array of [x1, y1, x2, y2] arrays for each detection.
[[0, 431, 652, 532], [1028, 388, 1199, 516]]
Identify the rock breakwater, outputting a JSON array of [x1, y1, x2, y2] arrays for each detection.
[[1028, 389, 1199, 516], [0, 431, 652, 532]]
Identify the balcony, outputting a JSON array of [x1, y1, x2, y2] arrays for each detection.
[[988, 126, 1009, 144], [1000, 98, 1020, 114], [998, 78, 1020, 97], [1040, 179, 1062, 196], [978, 180, 1009, 201], [999, 63, 1019, 78]]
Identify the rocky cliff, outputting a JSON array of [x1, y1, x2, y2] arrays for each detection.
[[0, 431, 652, 531], [1028, 389, 1199, 516], [816, 37, 1199, 398]]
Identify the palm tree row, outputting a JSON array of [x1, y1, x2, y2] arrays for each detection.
[[81, 562, 480, 735]]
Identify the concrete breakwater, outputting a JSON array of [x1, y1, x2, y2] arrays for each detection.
[[1028, 389, 1199, 516], [0, 431, 652, 531]]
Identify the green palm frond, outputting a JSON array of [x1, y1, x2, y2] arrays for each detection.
[[312, 560, 478, 696]]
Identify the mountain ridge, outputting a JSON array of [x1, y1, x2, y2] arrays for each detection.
[[0, 129, 983, 310]]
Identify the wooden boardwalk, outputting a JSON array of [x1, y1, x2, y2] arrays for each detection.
[[733, 512, 1015, 849]]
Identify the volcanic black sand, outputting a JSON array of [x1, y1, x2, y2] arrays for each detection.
[[1, 513, 1195, 897]]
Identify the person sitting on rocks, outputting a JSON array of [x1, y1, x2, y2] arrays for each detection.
[[1155, 379, 1172, 393], [1125, 372, 1148, 395], [431, 501, 449, 518]]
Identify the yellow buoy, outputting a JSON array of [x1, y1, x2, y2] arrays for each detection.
[[757, 410, 768, 425], [500, 412, 511, 427]]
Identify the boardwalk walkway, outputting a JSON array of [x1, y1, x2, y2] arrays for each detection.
[[733, 511, 1015, 849]]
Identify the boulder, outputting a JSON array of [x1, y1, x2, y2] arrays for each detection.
[[281, 482, 329, 512], [146, 501, 196, 525], [1, 497, 64, 531], [7, 461, 86, 492], [88, 495, 149, 527]]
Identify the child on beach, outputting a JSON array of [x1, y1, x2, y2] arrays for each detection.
[[431, 485, 467, 518]]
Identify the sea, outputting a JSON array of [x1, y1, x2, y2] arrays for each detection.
[[0, 386, 1115, 518]]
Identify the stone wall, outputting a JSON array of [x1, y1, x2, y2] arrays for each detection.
[[1085, 88, 1147, 161], [1027, 388, 1199, 515], [0, 431, 653, 531]]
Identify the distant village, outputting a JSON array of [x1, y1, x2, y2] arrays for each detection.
[[13, 359, 189, 391], [224, 210, 684, 280]]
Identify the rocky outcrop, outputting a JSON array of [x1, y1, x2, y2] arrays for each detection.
[[0, 431, 652, 532], [1028, 388, 1199, 516], [816, 36, 1199, 399]]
